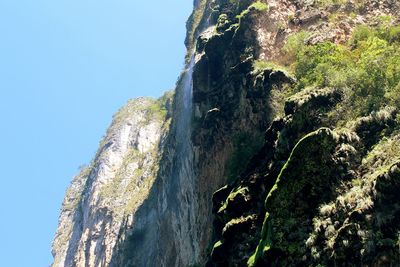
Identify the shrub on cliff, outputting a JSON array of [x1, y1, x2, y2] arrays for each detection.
[[287, 25, 400, 117]]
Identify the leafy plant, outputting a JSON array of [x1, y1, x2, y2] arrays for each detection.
[[285, 25, 400, 117], [236, 1, 268, 20]]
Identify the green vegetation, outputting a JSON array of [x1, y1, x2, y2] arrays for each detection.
[[218, 186, 249, 214], [305, 133, 400, 264], [147, 102, 167, 120], [315, 0, 346, 8], [99, 146, 161, 214], [212, 240, 223, 255], [100, 148, 141, 199], [216, 14, 230, 31], [362, 132, 400, 173], [236, 1, 268, 20], [282, 31, 311, 64], [186, 0, 207, 56], [285, 25, 400, 118], [249, 128, 340, 266], [211, 4, 400, 265], [104, 91, 172, 139], [249, 1, 268, 11], [245, 25, 400, 261], [252, 59, 290, 74], [147, 90, 173, 120], [252, 60, 295, 117], [63, 166, 91, 211], [247, 215, 272, 266], [124, 148, 161, 213]]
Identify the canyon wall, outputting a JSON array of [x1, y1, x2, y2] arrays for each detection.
[[53, 0, 400, 266]]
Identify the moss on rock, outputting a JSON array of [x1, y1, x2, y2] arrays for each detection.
[[249, 128, 347, 266]]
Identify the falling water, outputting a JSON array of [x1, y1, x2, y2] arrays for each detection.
[[183, 57, 195, 109], [168, 54, 200, 263]]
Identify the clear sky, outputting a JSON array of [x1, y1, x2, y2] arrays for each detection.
[[0, 1, 192, 266]]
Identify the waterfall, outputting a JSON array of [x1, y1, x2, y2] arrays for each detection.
[[101, 54, 201, 267], [183, 56, 195, 110], [178, 55, 195, 143], [109, 27, 208, 267], [167, 54, 200, 263], [52, 2, 215, 265]]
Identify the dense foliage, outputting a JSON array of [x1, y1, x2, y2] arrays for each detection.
[[211, 13, 400, 266], [287, 24, 400, 117]]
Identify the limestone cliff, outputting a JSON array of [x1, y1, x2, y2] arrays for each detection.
[[53, 0, 400, 266], [52, 96, 172, 266]]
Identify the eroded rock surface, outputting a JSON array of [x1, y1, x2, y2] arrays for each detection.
[[53, 0, 400, 266]]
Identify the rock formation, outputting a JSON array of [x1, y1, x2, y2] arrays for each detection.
[[53, 0, 400, 266]]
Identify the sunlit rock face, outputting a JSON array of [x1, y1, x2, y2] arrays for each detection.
[[53, 0, 400, 266], [52, 1, 213, 265], [52, 97, 172, 267], [108, 53, 201, 267]]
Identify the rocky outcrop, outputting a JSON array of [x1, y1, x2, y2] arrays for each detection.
[[207, 1, 400, 265], [53, 0, 400, 266], [52, 96, 172, 267], [209, 95, 400, 266]]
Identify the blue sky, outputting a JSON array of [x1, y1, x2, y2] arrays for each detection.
[[0, 1, 192, 266]]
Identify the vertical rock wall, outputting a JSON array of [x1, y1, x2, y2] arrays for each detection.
[[52, 97, 172, 266]]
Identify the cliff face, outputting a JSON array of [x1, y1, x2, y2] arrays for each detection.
[[52, 96, 172, 266], [205, 0, 400, 266], [53, 0, 400, 266]]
